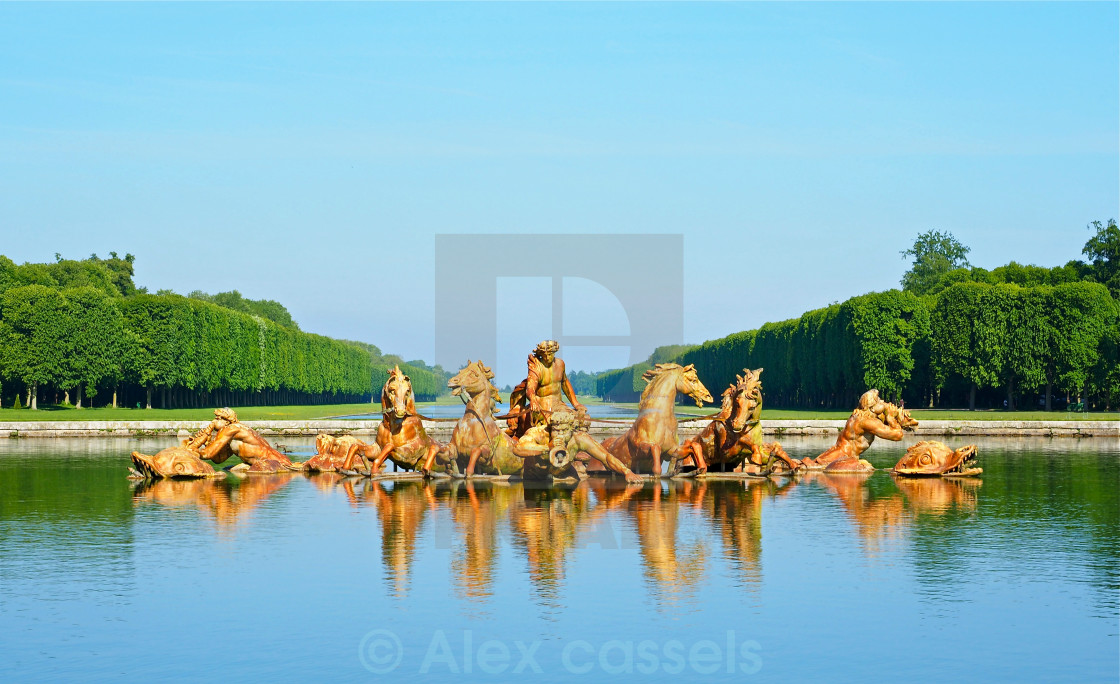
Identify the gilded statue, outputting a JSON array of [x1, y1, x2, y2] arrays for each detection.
[[505, 340, 586, 439], [129, 446, 221, 480], [891, 442, 980, 477], [190, 407, 299, 474], [801, 389, 918, 473], [677, 368, 801, 476], [598, 363, 712, 477], [303, 433, 378, 473], [517, 409, 643, 483], [447, 360, 525, 477], [341, 366, 454, 477]]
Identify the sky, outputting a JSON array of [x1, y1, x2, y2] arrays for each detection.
[[1, 3, 1117, 384]]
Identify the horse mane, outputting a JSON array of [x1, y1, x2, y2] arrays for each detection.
[[473, 360, 502, 404], [639, 363, 687, 402]]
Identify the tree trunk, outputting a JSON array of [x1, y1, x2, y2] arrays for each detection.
[[1006, 378, 1015, 411], [30, 383, 38, 410], [145, 386, 152, 410], [75, 383, 83, 409], [1045, 379, 1053, 411], [968, 385, 976, 411]]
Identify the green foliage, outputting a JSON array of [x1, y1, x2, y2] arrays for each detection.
[[1082, 219, 1119, 298], [649, 344, 697, 364], [568, 370, 598, 395], [188, 289, 299, 329], [901, 230, 972, 295], [0, 254, 137, 298]]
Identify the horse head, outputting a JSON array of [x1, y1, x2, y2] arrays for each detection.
[[640, 363, 712, 408], [382, 365, 417, 419], [448, 360, 501, 413], [726, 368, 763, 432], [676, 364, 713, 407]]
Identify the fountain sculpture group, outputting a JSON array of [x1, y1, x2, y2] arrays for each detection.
[[129, 339, 980, 483]]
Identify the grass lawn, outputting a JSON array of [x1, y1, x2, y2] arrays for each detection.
[[0, 399, 1115, 422], [0, 403, 382, 422]]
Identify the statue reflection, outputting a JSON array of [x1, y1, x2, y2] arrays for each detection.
[[437, 479, 514, 602], [585, 480, 707, 607], [345, 479, 435, 599], [810, 472, 907, 553], [697, 478, 798, 589], [131, 474, 295, 531], [810, 472, 981, 553], [892, 475, 981, 515], [507, 482, 590, 608]]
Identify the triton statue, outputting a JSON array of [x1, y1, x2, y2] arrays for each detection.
[[303, 433, 378, 473], [801, 389, 918, 473], [517, 409, 643, 483], [190, 407, 299, 474], [129, 407, 298, 478]]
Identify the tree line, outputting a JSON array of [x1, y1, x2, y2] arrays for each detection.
[[597, 222, 1120, 411], [0, 254, 445, 409]]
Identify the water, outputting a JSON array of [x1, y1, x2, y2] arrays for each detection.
[[1, 436, 1116, 682]]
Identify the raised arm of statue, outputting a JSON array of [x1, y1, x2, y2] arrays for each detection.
[[859, 415, 905, 442]]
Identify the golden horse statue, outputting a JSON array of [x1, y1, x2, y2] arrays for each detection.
[[447, 360, 525, 477], [676, 368, 801, 476], [600, 363, 713, 477], [341, 366, 453, 477]]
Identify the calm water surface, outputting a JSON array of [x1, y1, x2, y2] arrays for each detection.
[[1, 436, 1116, 682]]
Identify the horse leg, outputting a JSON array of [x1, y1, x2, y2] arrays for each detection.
[[688, 441, 708, 475], [649, 443, 662, 478], [371, 443, 395, 475], [767, 442, 801, 473], [465, 445, 487, 478], [420, 443, 440, 477]]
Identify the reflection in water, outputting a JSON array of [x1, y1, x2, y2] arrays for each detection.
[[2, 436, 1117, 682], [508, 483, 589, 608], [126, 472, 986, 609], [366, 481, 434, 599], [131, 474, 296, 531], [586, 480, 708, 607], [808, 472, 980, 555], [440, 481, 513, 602]]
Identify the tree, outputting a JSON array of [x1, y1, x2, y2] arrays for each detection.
[[901, 230, 971, 295], [1082, 219, 1119, 299]]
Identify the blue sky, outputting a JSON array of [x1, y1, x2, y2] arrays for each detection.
[[1, 3, 1117, 380]]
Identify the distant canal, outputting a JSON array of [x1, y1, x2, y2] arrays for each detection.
[[1, 436, 1116, 682], [331, 400, 648, 420]]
